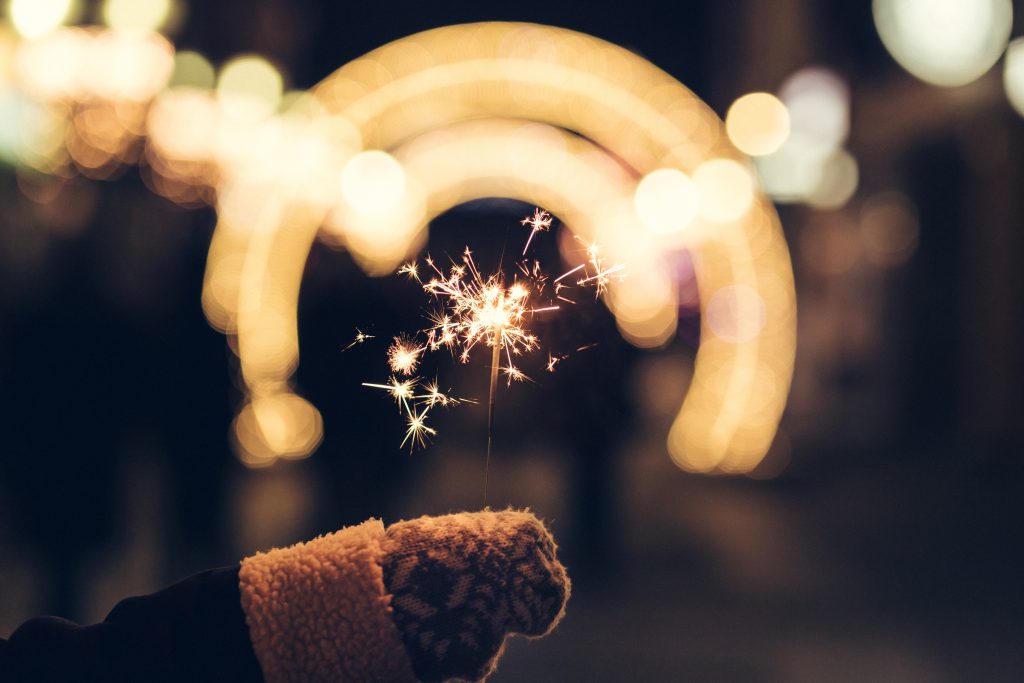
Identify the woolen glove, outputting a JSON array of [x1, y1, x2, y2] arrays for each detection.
[[239, 508, 569, 683], [381, 509, 570, 682]]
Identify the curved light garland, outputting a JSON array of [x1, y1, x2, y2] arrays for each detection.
[[209, 22, 796, 474]]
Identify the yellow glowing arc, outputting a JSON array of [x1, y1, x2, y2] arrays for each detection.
[[216, 22, 796, 473]]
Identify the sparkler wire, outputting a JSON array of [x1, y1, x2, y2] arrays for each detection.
[[485, 328, 500, 504]]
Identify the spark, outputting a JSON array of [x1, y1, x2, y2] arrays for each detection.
[[502, 364, 529, 386], [520, 208, 553, 255], [397, 261, 420, 282], [388, 336, 423, 375], [574, 238, 626, 298], [553, 263, 585, 283], [341, 328, 375, 351], [401, 407, 437, 451], [363, 376, 417, 412], [546, 353, 566, 372], [414, 379, 475, 407]]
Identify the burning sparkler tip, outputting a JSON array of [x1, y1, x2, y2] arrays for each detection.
[[362, 207, 622, 451]]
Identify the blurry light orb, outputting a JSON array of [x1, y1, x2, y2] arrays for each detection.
[[0, 90, 33, 164], [706, 284, 766, 343], [169, 50, 215, 89], [778, 67, 849, 152], [806, 149, 859, 209], [634, 168, 699, 235], [1005, 38, 1024, 118], [800, 214, 861, 276], [90, 31, 175, 101], [693, 158, 754, 223], [873, 0, 1013, 87], [860, 191, 920, 267], [147, 88, 219, 160], [280, 90, 327, 118], [754, 133, 830, 203], [102, 0, 172, 33], [0, 89, 65, 168], [217, 55, 283, 119], [725, 92, 790, 156], [341, 150, 406, 214], [607, 266, 679, 349], [8, 0, 77, 39]]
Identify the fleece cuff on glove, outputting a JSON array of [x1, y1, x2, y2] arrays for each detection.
[[238, 519, 417, 683]]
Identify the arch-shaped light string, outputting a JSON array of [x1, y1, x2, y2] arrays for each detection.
[[213, 22, 795, 473]]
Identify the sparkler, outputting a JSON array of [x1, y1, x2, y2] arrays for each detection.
[[341, 328, 375, 351], [360, 209, 624, 498]]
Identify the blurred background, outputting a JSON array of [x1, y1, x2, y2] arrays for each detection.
[[1, 0, 1023, 680]]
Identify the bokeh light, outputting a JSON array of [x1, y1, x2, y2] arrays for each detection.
[[634, 168, 699, 236], [806, 149, 859, 210], [14, 28, 174, 102], [693, 158, 754, 223], [340, 150, 407, 215], [860, 191, 920, 268], [217, 54, 283, 120], [101, 0, 174, 33], [778, 67, 849, 153], [706, 284, 767, 343], [13, 27, 88, 100], [755, 136, 829, 203], [0, 89, 66, 169], [873, 0, 1013, 87], [757, 67, 856, 207], [725, 92, 790, 157], [7, 0, 79, 40], [799, 214, 862, 277], [609, 275, 678, 349], [168, 50, 214, 89], [1004, 37, 1024, 118], [89, 30, 175, 101], [233, 392, 324, 468]]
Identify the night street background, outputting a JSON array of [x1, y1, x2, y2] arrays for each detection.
[[1, 1, 1023, 680]]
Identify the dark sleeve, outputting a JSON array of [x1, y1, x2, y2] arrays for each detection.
[[1, 565, 265, 683]]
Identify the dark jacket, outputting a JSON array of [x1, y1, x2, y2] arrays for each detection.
[[0, 566, 264, 683]]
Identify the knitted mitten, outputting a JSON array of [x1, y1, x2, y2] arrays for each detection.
[[380, 509, 570, 683]]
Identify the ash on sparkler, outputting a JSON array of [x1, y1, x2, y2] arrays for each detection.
[[356, 209, 624, 492]]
